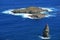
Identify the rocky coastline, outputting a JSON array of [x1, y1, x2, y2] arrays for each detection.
[[11, 6, 48, 19]]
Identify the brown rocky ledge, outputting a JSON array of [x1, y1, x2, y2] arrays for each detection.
[[28, 14, 46, 19], [12, 6, 48, 13]]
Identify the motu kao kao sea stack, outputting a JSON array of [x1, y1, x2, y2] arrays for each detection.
[[42, 24, 49, 37]]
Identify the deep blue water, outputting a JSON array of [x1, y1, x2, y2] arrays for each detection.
[[0, 0, 60, 40]]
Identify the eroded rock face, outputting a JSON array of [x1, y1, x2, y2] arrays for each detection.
[[12, 6, 47, 13], [28, 14, 46, 19], [42, 24, 49, 37]]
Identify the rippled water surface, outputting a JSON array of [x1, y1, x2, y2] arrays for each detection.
[[0, 0, 60, 40]]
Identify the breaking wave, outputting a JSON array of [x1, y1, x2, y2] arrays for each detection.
[[39, 36, 50, 39], [2, 7, 57, 19]]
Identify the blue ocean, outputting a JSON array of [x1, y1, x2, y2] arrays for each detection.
[[0, 0, 60, 40]]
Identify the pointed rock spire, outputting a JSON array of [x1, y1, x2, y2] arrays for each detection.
[[42, 24, 49, 37]]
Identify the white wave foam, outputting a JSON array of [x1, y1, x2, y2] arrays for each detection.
[[41, 8, 54, 12], [20, 8, 26, 10], [2, 7, 56, 19], [2, 9, 14, 14], [45, 15, 56, 17], [39, 36, 50, 39]]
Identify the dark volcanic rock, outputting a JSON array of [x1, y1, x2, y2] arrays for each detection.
[[42, 24, 49, 37]]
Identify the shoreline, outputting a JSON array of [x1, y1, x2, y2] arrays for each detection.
[[2, 7, 55, 19]]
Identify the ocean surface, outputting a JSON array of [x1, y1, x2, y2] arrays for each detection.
[[0, 0, 60, 40]]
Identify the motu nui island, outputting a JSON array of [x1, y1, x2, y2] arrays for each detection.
[[11, 6, 50, 19]]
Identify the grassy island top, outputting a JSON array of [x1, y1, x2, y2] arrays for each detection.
[[12, 6, 48, 14]]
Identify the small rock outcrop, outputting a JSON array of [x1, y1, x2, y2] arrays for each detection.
[[42, 24, 49, 37]]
